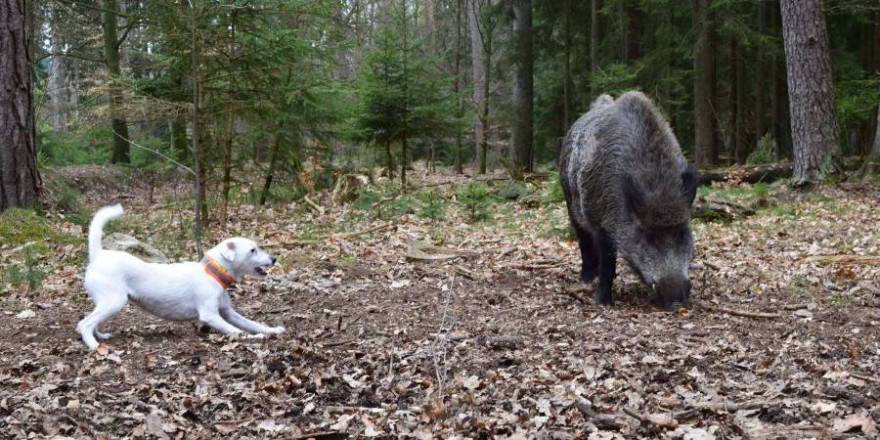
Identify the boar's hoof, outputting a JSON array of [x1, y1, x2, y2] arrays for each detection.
[[594, 290, 613, 306]]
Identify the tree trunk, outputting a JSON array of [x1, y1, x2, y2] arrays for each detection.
[[385, 139, 395, 180], [562, 0, 572, 129], [172, 111, 188, 162], [469, 0, 485, 168], [259, 128, 282, 206], [755, 1, 769, 141], [453, 0, 463, 174], [729, 37, 739, 163], [400, 0, 408, 188], [103, 0, 130, 164], [190, 1, 203, 257], [693, 0, 716, 167], [221, 12, 236, 227], [511, 0, 533, 175], [401, 135, 408, 187], [735, 38, 746, 163], [866, 103, 880, 175], [780, 0, 840, 186], [0, 0, 41, 210]]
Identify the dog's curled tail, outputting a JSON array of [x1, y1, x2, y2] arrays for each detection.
[[88, 204, 124, 263]]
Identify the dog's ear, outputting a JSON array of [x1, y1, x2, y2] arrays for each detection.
[[220, 241, 236, 262]]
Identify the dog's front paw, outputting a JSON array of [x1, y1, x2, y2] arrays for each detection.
[[244, 333, 266, 340], [266, 326, 286, 335]]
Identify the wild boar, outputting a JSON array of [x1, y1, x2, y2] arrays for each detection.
[[559, 91, 699, 310]]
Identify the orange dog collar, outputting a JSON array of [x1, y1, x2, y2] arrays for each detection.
[[201, 256, 236, 289]]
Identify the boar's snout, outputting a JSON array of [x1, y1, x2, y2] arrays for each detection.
[[654, 276, 691, 312]]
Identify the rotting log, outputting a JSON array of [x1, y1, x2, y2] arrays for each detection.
[[699, 163, 792, 186]]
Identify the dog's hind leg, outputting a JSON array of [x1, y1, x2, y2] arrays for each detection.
[[78, 290, 127, 350], [221, 307, 285, 335]]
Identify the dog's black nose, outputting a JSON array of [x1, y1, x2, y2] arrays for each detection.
[[271, 257, 277, 265]]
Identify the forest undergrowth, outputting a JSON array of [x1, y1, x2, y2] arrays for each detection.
[[1, 165, 879, 439]]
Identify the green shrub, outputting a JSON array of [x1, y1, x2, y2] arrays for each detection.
[[747, 134, 775, 165], [418, 190, 447, 223], [457, 183, 492, 222]]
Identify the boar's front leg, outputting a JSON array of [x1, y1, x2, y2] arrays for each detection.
[[574, 227, 599, 284], [594, 230, 617, 306]]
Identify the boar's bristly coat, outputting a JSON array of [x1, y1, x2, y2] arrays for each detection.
[[560, 92, 699, 310]]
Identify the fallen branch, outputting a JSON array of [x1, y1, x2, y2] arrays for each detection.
[[692, 196, 756, 222], [804, 255, 880, 266], [701, 304, 781, 319], [284, 223, 394, 247], [573, 402, 624, 430], [303, 195, 325, 215], [699, 163, 792, 186], [622, 406, 679, 429]]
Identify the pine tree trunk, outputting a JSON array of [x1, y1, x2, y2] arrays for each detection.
[[172, 111, 188, 162], [190, 2, 203, 257], [469, 0, 485, 168], [259, 128, 282, 206], [0, 0, 41, 210], [729, 37, 739, 163], [755, 1, 769, 141], [869, 104, 880, 175], [511, 0, 533, 175], [735, 39, 746, 163], [562, 0, 571, 129], [780, 0, 840, 186], [453, 0, 464, 174], [221, 12, 236, 227], [103, 0, 130, 164], [385, 139, 395, 180], [693, 0, 716, 167]]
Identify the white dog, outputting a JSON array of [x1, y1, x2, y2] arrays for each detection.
[[77, 204, 285, 350]]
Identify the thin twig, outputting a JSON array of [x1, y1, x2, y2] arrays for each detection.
[[113, 131, 195, 175]]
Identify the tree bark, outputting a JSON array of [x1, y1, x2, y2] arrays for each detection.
[[729, 37, 739, 163], [755, 1, 769, 141], [469, 0, 485, 169], [693, 0, 716, 167], [0, 0, 41, 210], [259, 127, 282, 206], [172, 110, 188, 162], [510, 0, 533, 174], [780, 0, 841, 186], [103, 0, 130, 164], [771, 2, 784, 160], [453, 0, 464, 174], [562, 0, 571, 129], [221, 11, 236, 227], [190, 1, 203, 257], [866, 103, 880, 175]]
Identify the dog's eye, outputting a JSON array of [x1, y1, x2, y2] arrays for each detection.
[[250, 248, 256, 253]]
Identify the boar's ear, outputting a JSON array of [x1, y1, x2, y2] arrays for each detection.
[[621, 174, 644, 216], [681, 164, 699, 206]]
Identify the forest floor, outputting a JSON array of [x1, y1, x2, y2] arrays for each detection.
[[1, 165, 880, 440]]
